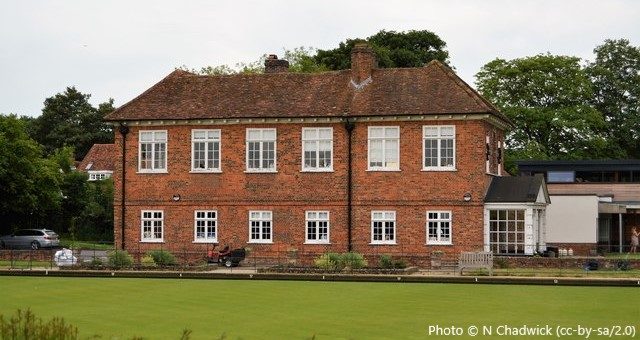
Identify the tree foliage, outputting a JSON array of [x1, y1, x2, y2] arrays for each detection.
[[315, 29, 450, 70], [476, 54, 609, 172], [0, 114, 62, 233], [586, 39, 640, 158], [31, 87, 115, 160]]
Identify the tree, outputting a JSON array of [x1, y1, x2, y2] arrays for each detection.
[[0, 114, 62, 233], [475, 54, 609, 173], [587, 39, 640, 158], [314, 29, 450, 70], [32, 87, 114, 161]]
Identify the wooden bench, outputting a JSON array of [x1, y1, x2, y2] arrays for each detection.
[[458, 252, 493, 276]]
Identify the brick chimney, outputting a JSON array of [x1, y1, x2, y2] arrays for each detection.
[[350, 43, 377, 85], [264, 54, 290, 73]]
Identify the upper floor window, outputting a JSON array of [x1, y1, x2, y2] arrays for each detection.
[[246, 129, 276, 172], [423, 126, 455, 170], [139, 130, 167, 172], [194, 210, 217, 243], [427, 211, 452, 245], [141, 210, 163, 242], [302, 128, 333, 171], [305, 211, 330, 244], [371, 211, 396, 244], [192, 129, 221, 172], [368, 126, 399, 171], [88, 172, 111, 181]]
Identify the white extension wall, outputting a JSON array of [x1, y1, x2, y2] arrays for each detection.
[[545, 195, 598, 243]]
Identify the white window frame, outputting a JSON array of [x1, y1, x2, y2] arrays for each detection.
[[193, 210, 218, 243], [371, 211, 396, 245], [88, 171, 112, 181], [191, 129, 221, 173], [138, 130, 168, 173], [367, 126, 400, 171], [141, 210, 163, 242], [426, 211, 452, 245], [305, 211, 330, 244], [246, 129, 277, 172], [301, 127, 333, 172], [422, 125, 456, 171], [249, 211, 273, 243]]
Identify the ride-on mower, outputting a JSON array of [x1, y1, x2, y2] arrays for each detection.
[[207, 245, 246, 267]]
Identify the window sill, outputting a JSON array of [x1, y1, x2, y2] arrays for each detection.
[[422, 168, 456, 172], [244, 170, 278, 174], [247, 241, 273, 244], [370, 242, 397, 245], [304, 241, 331, 245], [140, 240, 164, 243], [426, 242, 453, 246], [190, 170, 222, 174], [193, 240, 218, 244], [137, 170, 168, 174], [300, 169, 334, 173], [366, 169, 401, 172]]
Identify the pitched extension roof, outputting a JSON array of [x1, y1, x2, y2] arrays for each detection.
[[484, 174, 550, 204], [105, 60, 509, 124], [77, 144, 115, 172]]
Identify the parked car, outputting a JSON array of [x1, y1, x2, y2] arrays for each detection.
[[0, 229, 60, 250]]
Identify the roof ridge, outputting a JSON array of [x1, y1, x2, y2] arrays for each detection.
[[104, 69, 189, 121]]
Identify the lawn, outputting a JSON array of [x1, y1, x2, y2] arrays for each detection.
[[0, 277, 638, 339]]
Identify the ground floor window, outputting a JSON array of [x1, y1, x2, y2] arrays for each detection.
[[249, 211, 272, 243], [194, 210, 217, 242], [488, 209, 525, 254], [141, 210, 163, 242], [305, 211, 329, 243], [427, 211, 452, 245], [371, 211, 396, 244]]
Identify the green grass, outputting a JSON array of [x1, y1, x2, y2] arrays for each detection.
[[0, 260, 54, 269], [492, 267, 640, 278], [59, 239, 114, 250], [0, 277, 638, 339], [603, 252, 640, 260]]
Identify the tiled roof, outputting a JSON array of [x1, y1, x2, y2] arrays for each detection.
[[77, 144, 115, 172], [105, 60, 508, 123], [484, 174, 550, 203]]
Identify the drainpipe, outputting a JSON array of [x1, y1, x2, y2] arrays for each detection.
[[618, 213, 623, 253], [345, 119, 355, 252], [118, 123, 130, 250]]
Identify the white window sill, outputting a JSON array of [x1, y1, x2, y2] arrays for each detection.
[[244, 170, 278, 173], [248, 240, 273, 244], [366, 169, 401, 172], [370, 242, 397, 245], [193, 240, 218, 244], [427, 242, 453, 246], [301, 169, 334, 173], [304, 241, 331, 245], [137, 170, 168, 174], [422, 167, 456, 172], [140, 240, 164, 243], [190, 170, 222, 174]]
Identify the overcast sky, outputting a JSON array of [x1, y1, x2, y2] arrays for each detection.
[[2, 0, 639, 117]]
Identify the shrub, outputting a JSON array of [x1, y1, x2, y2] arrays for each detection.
[[339, 252, 367, 270], [314, 253, 342, 271], [87, 258, 103, 269], [148, 250, 177, 266], [379, 255, 406, 269], [0, 309, 78, 339], [494, 257, 510, 269], [107, 250, 133, 268], [141, 255, 156, 267]]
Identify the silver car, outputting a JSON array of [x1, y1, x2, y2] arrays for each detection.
[[0, 229, 60, 250]]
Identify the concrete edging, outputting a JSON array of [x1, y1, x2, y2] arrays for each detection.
[[0, 269, 639, 287]]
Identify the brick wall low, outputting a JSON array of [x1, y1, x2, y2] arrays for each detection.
[[545, 243, 597, 256]]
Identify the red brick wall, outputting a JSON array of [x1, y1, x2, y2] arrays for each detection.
[[113, 119, 501, 257]]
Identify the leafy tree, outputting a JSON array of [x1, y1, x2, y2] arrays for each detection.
[[0, 114, 62, 233], [587, 39, 640, 158], [475, 54, 609, 173], [314, 29, 450, 70], [32, 87, 114, 161], [76, 178, 114, 241]]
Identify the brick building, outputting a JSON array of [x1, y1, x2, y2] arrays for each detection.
[[106, 44, 539, 260]]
